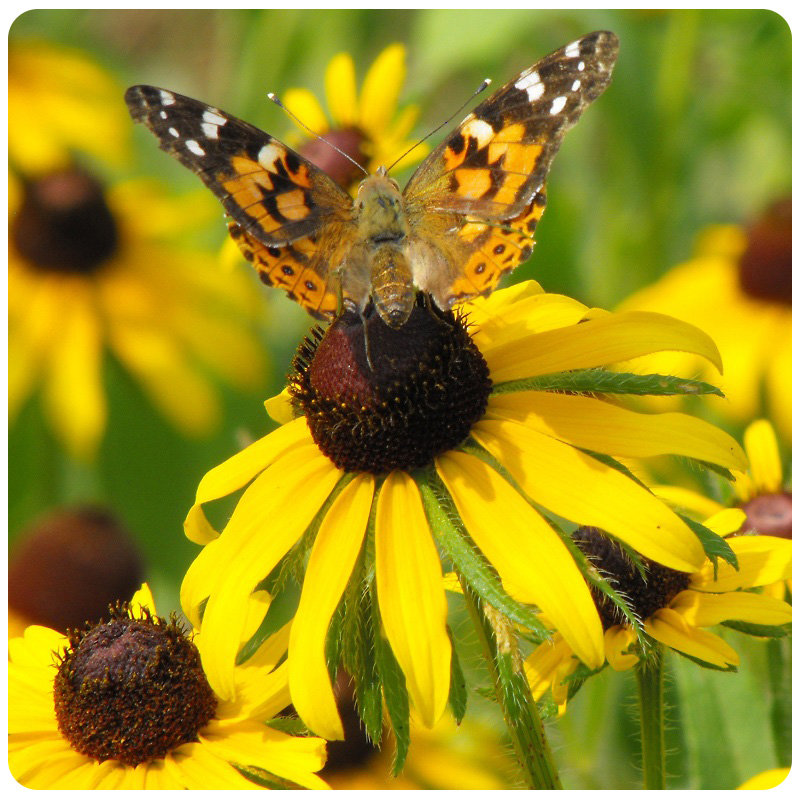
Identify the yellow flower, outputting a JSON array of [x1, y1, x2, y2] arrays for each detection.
[[9, 172, 266, 460], [9, 41, 130, 173], [618, 200, 791, 441], [525, 514, 791, 705], [737, 767, 791, 790], [181, 281, 746, 742], [282, 44, 427, 189], [8, 584, 328, 789]]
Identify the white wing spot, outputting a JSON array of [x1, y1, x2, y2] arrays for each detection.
[[168, 127, 180, 138], [578, 61, 586, 72], [203, 109, 228, 127], [159, 90, 176, 106], [571, 79, 581, 91], [201, 122, 219, 140], [565, 41, 581, 58], [258, 142, 283, 168], [515, 70, 544, 101], [186, 139, 205, 156], [462, 116, 494, 147], [550, 96, 567, 115], [159, 111, 168, 119]]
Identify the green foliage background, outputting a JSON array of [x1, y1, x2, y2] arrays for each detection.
[[8, 8, 791, 790]]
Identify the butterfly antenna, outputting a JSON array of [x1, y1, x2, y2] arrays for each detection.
[[268, 92, 369, 178], [385, 78, 492, 173]]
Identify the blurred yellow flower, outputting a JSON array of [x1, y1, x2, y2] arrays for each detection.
[[618, 200, 791, 441], [9, 41, 130, 172], [9, 584, 328, 789], [737, 767, 790, 790], [9, 170, 267, 460], [282, 44, 427, 189]]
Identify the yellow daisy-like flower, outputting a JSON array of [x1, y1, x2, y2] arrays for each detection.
[[9, 172, 266, 460], [282, 44, 427, 189], [9, 41, 130, 173], [525, 514, 792, 705], [181, 280, 747, 742], [618, 200, 791, 441], [8, 584, 328, 789]]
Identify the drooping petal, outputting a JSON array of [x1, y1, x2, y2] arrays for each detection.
[[484, 310, 722, 384], [182, 445, 341, 700], [290, 474, 374, 740], [325, 52, 358, 127], [375, 471, 451, 728], [646, 608, 739, 667], [670, 589, 792, 627], [524, 634, 576, 700], [473, 418, 705, 572], [604, 626, 639, 671], [436, 451, 604, 667], [690, 535, 792, 591], [185, 417, 311, 544], [486, 391, 747, 471]]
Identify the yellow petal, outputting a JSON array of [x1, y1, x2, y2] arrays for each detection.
[[325, 52, 358, 127], [604, 626, 639, 671], [264, 388, 295, 425], [181, 446, 341, 699], [473, 418, 706, 572], [744, 419, 783, 493], [184, 417, 311, 545], [702, 508, 747, 537], [690, 535, 792, 591], [486, 391, 747, 471], [375, 472, 451, 727], [130, 584, 156, 615], [358, 44, 406, 137], [524, 635, 575, 700], [436, 451, 604, 668], [290, 474, 374, 740], [651, 486, 726, 520], [646, 608, 739, 667], [282, 87, 331, 135], [42, 285, 106, 460], [738, 768, 790, 790], [485, 310, 722, 384], [670, 589, 792, 627]]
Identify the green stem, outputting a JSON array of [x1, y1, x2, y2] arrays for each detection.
[[459, 575, 562, 790], [767, 635, 791, 766], [636, 646, 666, 789]]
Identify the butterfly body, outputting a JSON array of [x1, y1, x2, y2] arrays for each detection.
[[126, 31, 619, 328]]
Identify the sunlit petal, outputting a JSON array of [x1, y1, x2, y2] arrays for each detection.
[[646, 608, 739, 667]]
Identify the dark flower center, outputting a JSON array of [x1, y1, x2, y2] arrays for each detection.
[[8, 506, 144, 633], [740, 491, 792, 539], [11, 169, 119, 275], [53, 605, 217, 766], [738, 197, 791, 306], [299, 127, 370, 190], [290, 295, 492, 475], [573, 527, 691, 630]]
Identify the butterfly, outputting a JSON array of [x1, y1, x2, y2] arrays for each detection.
[[125, 31, 618, 329]]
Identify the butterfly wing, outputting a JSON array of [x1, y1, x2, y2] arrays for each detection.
[[125, 85, 353, 318], [403, 31, 619, 308]]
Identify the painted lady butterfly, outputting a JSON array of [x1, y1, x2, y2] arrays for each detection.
[[126, 31, 618, 328]]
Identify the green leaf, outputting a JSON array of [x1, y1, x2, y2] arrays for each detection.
[[679, 514, 738, 573], [415, 468, 551, 640], [721, 619, 790, 639], [491, 369, 724, 397], [264, 715, 311, 736], [447, 626, 468, 724]]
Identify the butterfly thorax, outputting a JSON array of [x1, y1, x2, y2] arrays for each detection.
[[353, 171, 415, 328]]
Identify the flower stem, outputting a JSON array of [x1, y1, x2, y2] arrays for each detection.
[[636, 646, 666, 789], [459, 575, 562, 789]]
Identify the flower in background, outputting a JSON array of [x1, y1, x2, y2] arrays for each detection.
[[9, 171, 267, 460], [737, 768, 791, 790], [9, 584, 328, 789], [282, 44, 427, 189], [9, 41, 130, 173], [525, 518, 791, 706], [618, 199, 791, 441], [8, 506, 145, 638], [180, 280, 746, 744]]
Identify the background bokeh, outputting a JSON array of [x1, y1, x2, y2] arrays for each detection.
[[8, 8, 791, 790]]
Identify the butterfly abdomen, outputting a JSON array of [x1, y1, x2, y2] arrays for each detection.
[[370, 245, 415, 328]]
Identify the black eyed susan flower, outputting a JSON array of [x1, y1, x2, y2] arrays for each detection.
[[181, 281, 747, 743], [281, 44, 427, 189], [618, 200, 792, 442], [525, 515, 792, 705], [8, 585, 328, 789]]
